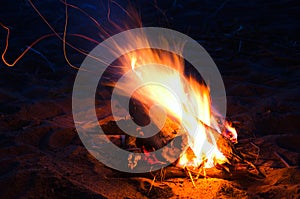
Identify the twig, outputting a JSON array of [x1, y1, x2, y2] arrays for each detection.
[[185, 167, 196, 187], [250, 142, 260, 163], [273, 152, 290, 168], [160, 168, 166, 182], [148, 175, 156, 195]]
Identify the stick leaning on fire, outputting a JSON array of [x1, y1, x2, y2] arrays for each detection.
[[193, 117, 265, 178], [160, 117, 266, 184], [117, 114, 265, 182]]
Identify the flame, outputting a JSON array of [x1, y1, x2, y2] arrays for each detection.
[[0, 0, 237, 169], [224, 121, 238, 143], [108, 31, 237, 169]]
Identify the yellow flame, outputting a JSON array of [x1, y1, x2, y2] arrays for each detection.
[[109, 32, 235, 169], [131, 56, 137, 71], [0, 0, 237, 168]]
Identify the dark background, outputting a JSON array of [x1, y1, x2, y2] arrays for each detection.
[[0, 0, 299, 198]]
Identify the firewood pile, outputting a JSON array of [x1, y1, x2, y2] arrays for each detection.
[[98, 115, 265, 182]]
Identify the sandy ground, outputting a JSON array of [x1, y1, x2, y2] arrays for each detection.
[[0, 0, 300, 198]]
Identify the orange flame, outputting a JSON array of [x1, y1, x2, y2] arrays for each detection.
[[109, 33, 237, 168], [0, 1, 237, 169]]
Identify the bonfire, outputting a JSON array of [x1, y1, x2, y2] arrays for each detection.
[[0, 0, 268, 194], [96, 30, 265, 186]]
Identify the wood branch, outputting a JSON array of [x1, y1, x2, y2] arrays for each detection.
[[100, 120, 129, 135], [273, 152, 291, 168], [100, 116, 265, 178]]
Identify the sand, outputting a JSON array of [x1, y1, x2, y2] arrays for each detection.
[[0, 0, 299, 198]]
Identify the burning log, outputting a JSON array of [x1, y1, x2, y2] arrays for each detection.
[[100, 116, 182, 150], [94, 39, 264, 180], [100, 117, 265, 179]]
